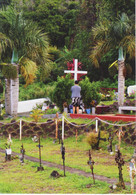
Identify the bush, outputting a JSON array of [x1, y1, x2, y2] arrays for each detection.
[[86, 132, 98, 149], [52, 74, 74, 112], [79, 77, 101, 108], [19, 82, 47, 101]]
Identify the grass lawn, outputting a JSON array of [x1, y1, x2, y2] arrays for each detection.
[[0, 133, 135, 194], [0, 116, 135, 194], [0, 152, 132, 194]]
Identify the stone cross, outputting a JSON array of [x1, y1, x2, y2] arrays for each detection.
[[87, 150, 95, 184], [64, 59, 87, 81], [36, 137, 44, 171], [61, 141, 65, 176]]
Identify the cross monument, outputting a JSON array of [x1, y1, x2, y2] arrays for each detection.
[[64, 59, 87, 81]]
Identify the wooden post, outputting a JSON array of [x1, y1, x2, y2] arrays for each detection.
[[20, 119, 22, 141], [62, 115, 64, 141], [9, 133, 11, 141]]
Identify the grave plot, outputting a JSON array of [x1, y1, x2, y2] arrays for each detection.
[[0, 117, 135, 194]]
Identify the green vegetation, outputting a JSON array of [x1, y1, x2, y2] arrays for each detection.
[[0, 153, 116, 194], [52, 74, 74, 112], [80, 77, 101, 108], [0, 134, 135, 184]]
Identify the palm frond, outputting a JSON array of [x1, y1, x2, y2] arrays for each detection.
[[0, 32, 12, 53], [120, 35, 135, 59], [90, 40, 110, 67], [92, 20, 110, 41], [19, 57, 37, 86]]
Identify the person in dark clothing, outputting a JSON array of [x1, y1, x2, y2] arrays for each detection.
[[71, 80, 81, 114]]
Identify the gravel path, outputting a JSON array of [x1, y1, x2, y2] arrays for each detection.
[[0, 148, 135, 189]]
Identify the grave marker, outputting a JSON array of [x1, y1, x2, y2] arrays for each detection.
[[20, 144, 25, 163], [87, 150, 95, 184], [115, 149, 125, 189], [107, 132, 113, 154], [61, 141, 65, 176], [96, 129, 106, 150], [64, 59, 87, 81], [36, 137, 44, 171]]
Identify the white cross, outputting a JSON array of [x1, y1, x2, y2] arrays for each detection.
[[64, 59, 87, 81]]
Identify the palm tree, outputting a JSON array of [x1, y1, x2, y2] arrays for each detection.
[[90, 13, 135, 106], [0, 6, 51, 116]]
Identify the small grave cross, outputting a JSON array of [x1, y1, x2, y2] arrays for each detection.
[[96, 129, 106, 150], [87, 150, 95, 184], [127, 158, 136, 194], [64, 59, 87, 81], [36, 137, 44, 171], [115, 149, 125, 189], [20, 144, 25, 163], [61, 141, 65, 176]]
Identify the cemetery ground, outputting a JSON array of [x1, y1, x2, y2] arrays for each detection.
[[0, 116, 135, 194]]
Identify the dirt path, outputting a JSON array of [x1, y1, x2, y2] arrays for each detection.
[[0, 148, 135, 189]]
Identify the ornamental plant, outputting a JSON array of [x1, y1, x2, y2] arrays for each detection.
[[52, 74, 74, 112], [79, 77, 101, 108], [30, 108, 44, 123]]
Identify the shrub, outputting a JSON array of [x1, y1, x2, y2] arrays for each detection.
[[52, 74, 74, 112], [2, 65, 17, 79], [86, 132, 98, 149], [30, 109, 44, 122], [19, 82, 47, 101], [45, 108, 60, 114], [79, 77, 101, 108]]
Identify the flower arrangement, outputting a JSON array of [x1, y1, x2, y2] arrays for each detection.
[[90, 100, 97, 107], [63, 102, 68, 108]]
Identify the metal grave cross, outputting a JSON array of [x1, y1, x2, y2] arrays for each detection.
[[87, 150, 95, 184], [20, 144, 25, 163], [64, 59, 87, 81], [61, 141, 66, 176], [96, 129, 106, 150], [115, 149, 125, 189], [36, 137, 44, 171]]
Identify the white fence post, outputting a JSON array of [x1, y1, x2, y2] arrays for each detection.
[[96, 119, 98, 132]]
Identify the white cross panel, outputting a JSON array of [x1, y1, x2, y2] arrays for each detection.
[[64, 59, 87, 81]]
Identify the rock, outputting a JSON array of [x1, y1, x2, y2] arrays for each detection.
[[50, 170, 60, 178]]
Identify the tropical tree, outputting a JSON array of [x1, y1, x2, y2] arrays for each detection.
[[90, 13, 135, 106], [0, 6, 51, 116]]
